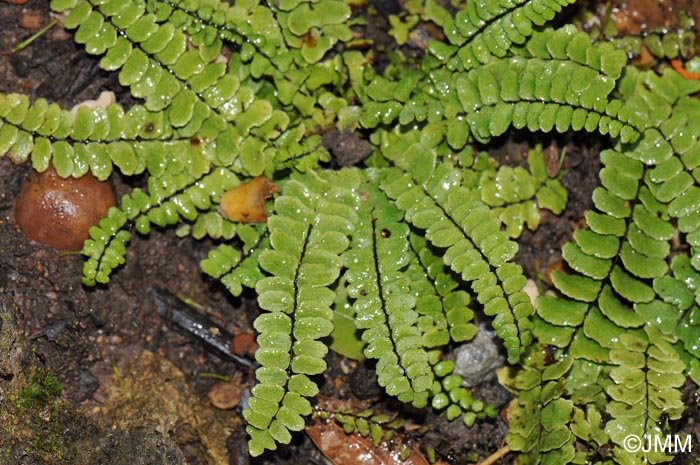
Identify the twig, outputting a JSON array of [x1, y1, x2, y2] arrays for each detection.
[[473, 445, 512, 465], [151, 286, 258, 369]]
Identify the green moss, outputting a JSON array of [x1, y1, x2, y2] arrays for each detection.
[[2, 369, 72, 462], [17, 368, 63, 409]]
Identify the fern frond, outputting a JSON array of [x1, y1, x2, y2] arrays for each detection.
[[439, 0, 577, 70], [0, 94, 54, 164], [479, 145, 567, 238], [150, 0, 353, 128], [513, 25, 626, 79], [608, 28, 695, 64], [407, 231, 477, 345], [0, 95, 185, 179], [429, 359, 498, 426], [638, 255, 700, 386], [244, 169, 359, 456], [56, 0, 239, 124], [328, 407, 405, 445], [270, 133, 330, 172], [81, 208, 131, 286], [456, 56, 635, 144], [382, 148, 533, 364], [605, 327, 686, 463], [200, 224, 268, 296], [52, 0, 329, 179], [499, 351, 577, 465], [655, 95, 700, 276], [345, 181, 433, 407], [82, 167, 239, 284], [541, 130, 675, 314], [515, 65, 700, 465]]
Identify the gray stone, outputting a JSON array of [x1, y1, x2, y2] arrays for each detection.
[[452, 325, 505, 387]]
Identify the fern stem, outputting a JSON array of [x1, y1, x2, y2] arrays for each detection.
[[11, 20, 58, 53], [472, 444, 511, 465]]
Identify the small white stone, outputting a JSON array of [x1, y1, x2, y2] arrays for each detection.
[[69, 90, 116, 121], [453, 325, 505, 387], [523, 278, 539, 306]]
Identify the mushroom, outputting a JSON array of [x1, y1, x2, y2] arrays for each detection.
[[14, 166, 116, 251]]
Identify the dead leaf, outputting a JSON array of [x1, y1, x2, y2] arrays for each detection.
[[545, 259, 565, 284], [306, 418, 429, 465], [219, 176, 278, 223], [230, 332, 257, 358]]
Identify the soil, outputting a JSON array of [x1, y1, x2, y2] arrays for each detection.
[[0, 1, 694, 465]]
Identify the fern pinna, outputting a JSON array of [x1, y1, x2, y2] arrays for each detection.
[[1, 0, 699, 462]]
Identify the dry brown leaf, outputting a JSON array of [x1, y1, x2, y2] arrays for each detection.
[[230, 332, 257, 358], [219, 176, 278, 223], [306, 419, 429, 465]]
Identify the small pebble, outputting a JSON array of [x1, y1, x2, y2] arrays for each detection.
[[452, 325, 505, 387], [523, 279, 539, 306], [79, 370, 100, 397], [69, 90, 116, 120], [208, 373, 243, 410], [19, 9, 45, 30]]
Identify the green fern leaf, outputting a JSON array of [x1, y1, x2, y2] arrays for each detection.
[[244, 169, 359, 455], [345, 181, 433, 407], [82, 208, 131, 286], [382, 157, 533, 364], [441, 0, 577, 70], [201, 225, 268, 296], [457, 55, 637, 144], [499, 351, 577, 465], [605, 327, 686, 464], [478, 146, 567, 237]]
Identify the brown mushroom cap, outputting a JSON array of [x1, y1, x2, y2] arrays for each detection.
[[14, 166, 116, 251]]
